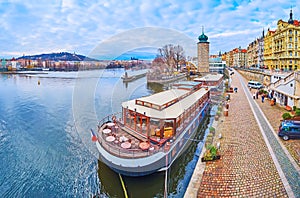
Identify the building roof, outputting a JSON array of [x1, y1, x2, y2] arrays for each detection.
[[122, 88, 208, 119]]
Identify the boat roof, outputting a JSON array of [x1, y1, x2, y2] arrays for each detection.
[[173, 81, 201, 86], [176, 85, 195, 90], [138, 88, 188, 106], [122, 88, 208, 119], [194, 73, 223, 82]]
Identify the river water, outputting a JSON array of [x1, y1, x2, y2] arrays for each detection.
[[0, 69, 212, 197]]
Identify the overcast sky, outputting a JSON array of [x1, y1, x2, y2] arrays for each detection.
[[0, 0, 298, 59]]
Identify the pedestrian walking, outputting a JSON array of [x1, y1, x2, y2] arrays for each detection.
[[261, 95, 265, 103], [256, 91, 258, 99], [253, 92, 256, 99]]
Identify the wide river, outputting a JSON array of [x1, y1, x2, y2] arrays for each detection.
[[0, 69, 212, 197]]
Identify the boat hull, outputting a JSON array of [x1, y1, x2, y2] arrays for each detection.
[[96, 101, 210, 177]]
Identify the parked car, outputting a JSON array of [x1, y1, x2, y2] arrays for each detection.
[[278, 120, 300, 140], [247, 81, 264, 89]]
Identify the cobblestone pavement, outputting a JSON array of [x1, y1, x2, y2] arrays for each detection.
[[197, 71, 292, 197], [250, 87, 300, 167]]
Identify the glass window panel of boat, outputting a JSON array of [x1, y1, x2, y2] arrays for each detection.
[[150, 118, 160, 135], [136, 115, 141, 130], [141, 116, 148, 136], [128, 110, 135, 129], [164, 120, 174, 129], [125, 109, 130, 126]]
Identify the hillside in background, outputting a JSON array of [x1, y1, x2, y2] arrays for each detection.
[[16, 52, 97, 61]]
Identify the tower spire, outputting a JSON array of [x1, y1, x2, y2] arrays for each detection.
[[288, 6, 294, 24]]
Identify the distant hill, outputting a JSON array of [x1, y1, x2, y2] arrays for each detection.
[[17, 52, 97, 61]]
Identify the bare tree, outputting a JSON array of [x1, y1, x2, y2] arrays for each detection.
[[158, 44, 185, 72], [173, 45, 185, 71]]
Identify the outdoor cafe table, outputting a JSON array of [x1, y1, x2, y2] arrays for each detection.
[[139, 142, 150, 151], [103, 128, 111, 134], [106, 136, 115, 142], [119, 135, 128, 142], [121, 142, 131, 149], [106, 122, 115, 127]]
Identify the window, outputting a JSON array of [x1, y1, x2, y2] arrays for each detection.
[[290, 60, 292, 64], [289, 37, 292, 42], [289, 44, 292, 48], [289, 30, 292, 34], [290, 52, 293, 56]]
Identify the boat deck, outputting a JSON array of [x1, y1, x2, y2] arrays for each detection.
[[97, 120, 170, 159]]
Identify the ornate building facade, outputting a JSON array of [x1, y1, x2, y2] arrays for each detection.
[[257, 30, 265, 68], [264, 9, 300, 71], [247, 39, 258, 67]]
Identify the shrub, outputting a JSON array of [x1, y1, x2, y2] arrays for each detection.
[[293, 106, 297, 111], [295, 109, 300, 116], [217, 105, 222, 112], [207, 133, 213, 138], [206, 144, 218, 158], [205, 137, 213, 147], [209, 126, 215, 132], [282, 112, 292, 120]]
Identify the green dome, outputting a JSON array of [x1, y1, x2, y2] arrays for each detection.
[[198, 32, 208, 42]]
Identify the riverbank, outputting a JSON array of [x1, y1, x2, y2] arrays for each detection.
[[0, 71, 48, 75]]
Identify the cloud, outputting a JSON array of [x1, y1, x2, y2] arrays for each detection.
[[89, 27, 197, 60], [0, 0, 299, 58]]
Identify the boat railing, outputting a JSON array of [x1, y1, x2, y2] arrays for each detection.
[[97, 113, 165, 158], [98, 113, 122, 127], [97, 135, 162, 158]]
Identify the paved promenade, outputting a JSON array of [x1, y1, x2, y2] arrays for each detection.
[[185, 70, 300, 197]]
